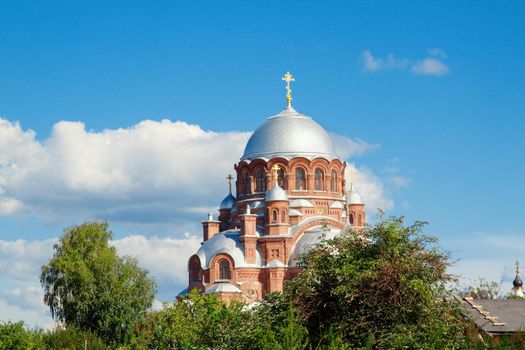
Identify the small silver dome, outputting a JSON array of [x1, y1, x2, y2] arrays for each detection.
[[266, 185, 288, 202], [347, 187, 363, 205], [241, 106, 339, 161], [220, 193, 236, 210]]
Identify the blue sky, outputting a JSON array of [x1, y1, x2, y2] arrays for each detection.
[[1, 0, 525, 326]]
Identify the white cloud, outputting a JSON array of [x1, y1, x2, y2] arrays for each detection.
[[361, 50, 409, 72], [443, 232, 525, 295], [0, 118, 393, 233], [0, 296, 54, 329], [345, 164, 394, 212], [412, 57, 449, 76], [112, 234, 202, 297], [329, 133, 380, 159], [361, 49, 449, 76], [388, 175, 412, 189], [0, 238, 56, 281]]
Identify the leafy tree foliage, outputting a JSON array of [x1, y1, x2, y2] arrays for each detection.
[[43, 326, 108, 350], [257, 307, 309, 350], [0, 322, 44, 350], [128, 289, 260, 349], [284, 215, 467, 349], [40, 221, 156, 346], [464, 279, 503, 299]]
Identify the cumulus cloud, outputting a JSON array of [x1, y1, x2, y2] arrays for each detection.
[[112, 234, 202, 299], [361, 49, 449, 76], [0, 238, 56, 281], [329, 133, 380, 159], [0, 118, 392, 232]]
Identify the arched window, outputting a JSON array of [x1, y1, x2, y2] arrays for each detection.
[[219, 260, 231, 280], [272, 210, 278, 223], [349, 213, 354, 225], [277, 168, 285, 188], [281, 210, 286, 223], [243, 171, 251, 194], [256, 169, 266, 192], [358, 214, 362, 226], [190, 256, 201, 282], [330, 170, 337, 192], [295, 168, 306, 190], [315, 168, 324, 191]]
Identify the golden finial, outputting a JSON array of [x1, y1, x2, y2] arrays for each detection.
[[517, 260, 521, 275], [226, 174, 234, 193], [282, 71, 295, 106]]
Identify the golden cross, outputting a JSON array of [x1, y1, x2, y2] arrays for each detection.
[[517, 260, 521, 275], [282, 71, 295, 106], [226, 174, 234, 193], [271, 164, 280, 180], [349, 167, 355, 188]]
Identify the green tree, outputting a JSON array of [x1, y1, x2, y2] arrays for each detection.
[[132, 289, 259, 350], [284, 215, 467, 349], [463, 278, 502, 299], [40, 221, 156, 347], [257, 307, 309, 350], [0, 322, 44, 350], [43, 326, 108, 350]]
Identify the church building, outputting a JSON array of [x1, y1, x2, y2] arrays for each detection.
[[187, 73, 366, 302]]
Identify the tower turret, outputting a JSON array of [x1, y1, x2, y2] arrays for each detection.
[[346, 168, 365, 227], [219, 174, 236, 230], [265, 164, 289, 235], [202, 211, 221, 241]]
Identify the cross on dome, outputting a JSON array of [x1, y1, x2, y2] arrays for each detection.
[[271, 164, 281, 182], [226, 174, 234, 193], [282, 71, 295, 106]]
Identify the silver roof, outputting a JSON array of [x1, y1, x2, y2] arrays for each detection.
[[195, 230, 262, 269], [204, 282, 242, 294], [289, 199, 314, 208], [266, 184, 288, 201], [266, 259, 286, 268], [288, 227, 341, 266], [329, 201, 344, 209], [288, 209, 303, 216], [241, 106, 339, 161]]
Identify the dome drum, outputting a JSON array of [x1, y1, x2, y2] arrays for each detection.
[[234, 158, 346, 201]]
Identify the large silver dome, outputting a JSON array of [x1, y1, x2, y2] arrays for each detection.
[[241, 106, 339, 161]]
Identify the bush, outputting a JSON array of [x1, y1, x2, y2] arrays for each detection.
[[43, 326, 108, 350]]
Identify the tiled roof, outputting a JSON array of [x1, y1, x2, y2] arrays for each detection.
[[460, 296, 525, 333]]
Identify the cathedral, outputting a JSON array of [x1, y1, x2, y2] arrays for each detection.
[[187, 73, 366, 302]]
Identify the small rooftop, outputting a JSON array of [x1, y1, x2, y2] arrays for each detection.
[[460, 297, 525, 334]]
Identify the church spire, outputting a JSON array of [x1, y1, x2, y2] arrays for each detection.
[[282, 71, 295, 107]]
